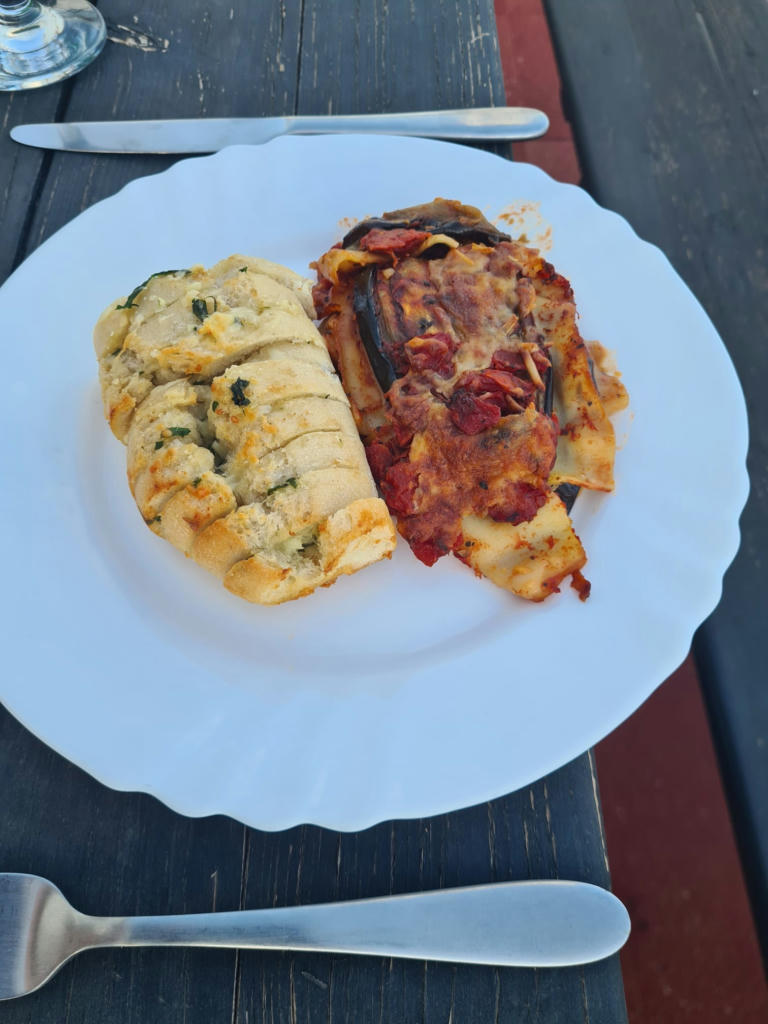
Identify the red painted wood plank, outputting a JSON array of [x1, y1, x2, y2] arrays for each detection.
[[596, 659, 768, 1021], [494, 0, 581, 182]]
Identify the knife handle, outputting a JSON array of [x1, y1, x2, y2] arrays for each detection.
[[287, 106, 548, 141]]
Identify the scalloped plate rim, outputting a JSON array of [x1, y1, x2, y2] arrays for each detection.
[[0, 135, 749, 832]]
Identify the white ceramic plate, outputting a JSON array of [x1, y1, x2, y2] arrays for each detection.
[[0, 136, 748, 831]]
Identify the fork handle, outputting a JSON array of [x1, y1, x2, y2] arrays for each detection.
[[80, 881, 629, 968]]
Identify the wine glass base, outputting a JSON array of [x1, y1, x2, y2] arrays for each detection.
[[0, 0, 106, 91]]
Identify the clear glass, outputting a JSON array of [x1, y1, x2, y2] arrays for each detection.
[[0, 0, 106, 91]]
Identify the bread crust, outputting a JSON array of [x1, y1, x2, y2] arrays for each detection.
[[95, 256, 396, 603], [223, 498, 396, 605]]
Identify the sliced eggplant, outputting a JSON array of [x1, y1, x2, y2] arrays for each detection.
[[343, 198, 511, 249], [556, 482, 580, 513], [353, 267, 398, 392]]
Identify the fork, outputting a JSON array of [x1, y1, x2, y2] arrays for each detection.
[[0, 872, 630, 1000]]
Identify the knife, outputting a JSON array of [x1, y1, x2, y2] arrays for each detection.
[[10, 107, 549, 154]]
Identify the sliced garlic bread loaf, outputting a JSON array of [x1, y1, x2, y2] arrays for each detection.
[[94, 255, 396, 604]]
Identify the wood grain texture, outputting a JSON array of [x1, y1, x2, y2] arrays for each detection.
[[297, 0, 506, 113], [18, 0, 303, 261], [207, 753, 625, 1024], [0, 707, 246, 1024], [544, 0, 768, 961], [0, 0, 626, 1020], [0, 83, 67, 283], [597, 658, 768, 1021]]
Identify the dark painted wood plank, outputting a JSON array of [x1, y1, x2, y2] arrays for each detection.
[[0, 704, 246, 1024], [0, 82, 68, 283], [296, 0, 514, 164], [235, 756, 626, 1024], [297, 0, 506, 113], [544, 0, 768, 960], [20, 0, 302, 261]]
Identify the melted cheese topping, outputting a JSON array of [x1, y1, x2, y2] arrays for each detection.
[[315, 217, 627, 601]]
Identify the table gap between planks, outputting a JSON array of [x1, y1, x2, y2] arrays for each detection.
[[0, 2, 627, 1021]]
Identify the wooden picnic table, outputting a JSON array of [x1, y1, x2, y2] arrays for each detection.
[[0, 2, 638, 1022]]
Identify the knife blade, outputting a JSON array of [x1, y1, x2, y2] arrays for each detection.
[[10, 107, 549, 154]]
